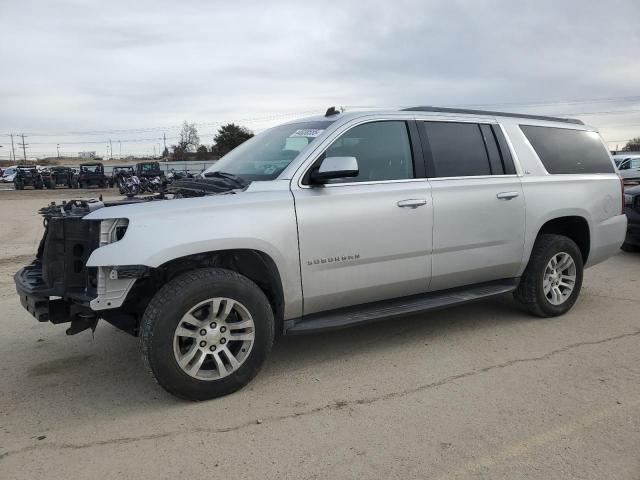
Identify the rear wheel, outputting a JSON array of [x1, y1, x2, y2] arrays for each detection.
[[141, 268, 274, 401], [514, 234, 583, 317]]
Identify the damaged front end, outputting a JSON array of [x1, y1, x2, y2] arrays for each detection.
[[14, 198, 149, 335]]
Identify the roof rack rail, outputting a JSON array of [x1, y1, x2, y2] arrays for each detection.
[[401, 106, 584, 125]]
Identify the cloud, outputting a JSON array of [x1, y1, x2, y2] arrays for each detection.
[[0, 0, 639, 157]]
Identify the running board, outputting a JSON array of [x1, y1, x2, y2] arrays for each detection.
[[285, 279, 519, 335]]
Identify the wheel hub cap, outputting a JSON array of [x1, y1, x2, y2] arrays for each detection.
[[543, 252, 577, 306], [172, 297, 256, 380]]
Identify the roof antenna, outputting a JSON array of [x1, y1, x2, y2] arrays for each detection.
[[325, 106, 340, 117]]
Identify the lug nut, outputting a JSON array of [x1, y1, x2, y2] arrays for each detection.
[[220, 338, 227, 344], [210, 322, 217, 329], [209, 345, 216, 351], [200, 329, 207, 336], [220, 326, 227, 333], [199, 340, 207, 347]]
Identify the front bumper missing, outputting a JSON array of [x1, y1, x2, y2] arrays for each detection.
[[14, 261, 94, 324]]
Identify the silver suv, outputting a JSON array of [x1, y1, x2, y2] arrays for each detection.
[[14, 106, 627, 400]]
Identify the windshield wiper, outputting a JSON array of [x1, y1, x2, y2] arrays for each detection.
[[203, 171, 247, 188]]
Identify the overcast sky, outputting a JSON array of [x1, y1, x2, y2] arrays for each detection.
[[1, 0, 639, 159]]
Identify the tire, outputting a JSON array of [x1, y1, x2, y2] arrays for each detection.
[[140, 268, 275, 401], [514, 234, 584, 317], [621, 242, 640, 253]]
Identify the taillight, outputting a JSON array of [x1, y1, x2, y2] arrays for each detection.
[[618, 174, 625, 214]]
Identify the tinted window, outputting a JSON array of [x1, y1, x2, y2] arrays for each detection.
[[323, 121, 413, 183], [423, 122, 492, 177], [520, 125, 614, 174]]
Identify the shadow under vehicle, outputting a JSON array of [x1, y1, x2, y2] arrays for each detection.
[[78, 162, 110, 188], [13, 165, 44, 190]]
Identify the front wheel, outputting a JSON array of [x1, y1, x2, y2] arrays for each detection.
[[140, 268, 275, 400], [514, 234, 584, 317]]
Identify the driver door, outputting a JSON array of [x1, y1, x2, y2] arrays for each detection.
[[291, 120, 433, 315]]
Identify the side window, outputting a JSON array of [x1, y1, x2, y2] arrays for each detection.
[[321, 121, 414, 183], [631, 159, 640, 169], [520, 125, 615, 174], [423, 122, 492, 177]]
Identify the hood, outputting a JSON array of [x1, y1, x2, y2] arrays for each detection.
[[83, 179, 292, 221]]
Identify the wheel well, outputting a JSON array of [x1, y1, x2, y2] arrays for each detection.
[[158, 249, 285, 326], [538, 216, 590, 262]]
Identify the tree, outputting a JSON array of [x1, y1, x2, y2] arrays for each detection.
[[623, 137, 640, 152], [178, 121, 200, 152], [171, 145, 186, 161], [162, 146, 169, 158], [196, 144, 209, 159], [213, 123, 253, 156]]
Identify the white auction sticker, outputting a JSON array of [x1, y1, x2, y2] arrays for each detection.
[[290, 129, 324, 138]]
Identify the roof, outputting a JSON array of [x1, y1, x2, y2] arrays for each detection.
[[401, 106, 584, 125]]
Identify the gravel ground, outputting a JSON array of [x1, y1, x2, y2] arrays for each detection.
[[0, 188, 639, 479]]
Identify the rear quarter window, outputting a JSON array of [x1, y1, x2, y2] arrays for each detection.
[[520, 125, 614, 174]]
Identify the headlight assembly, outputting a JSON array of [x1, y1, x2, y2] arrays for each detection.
[[99, 218, 129, 246]]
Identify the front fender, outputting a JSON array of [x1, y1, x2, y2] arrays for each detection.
[[85, 188, 303, 318]]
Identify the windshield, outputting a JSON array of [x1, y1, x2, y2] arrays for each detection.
[[204, 120, 334, 181], [139, 163, 159, 172]]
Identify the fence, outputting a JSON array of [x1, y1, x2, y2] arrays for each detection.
[[57, 160, 218, 175]]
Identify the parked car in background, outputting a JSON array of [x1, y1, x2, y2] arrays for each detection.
[[622, 185, 640, 251], [41, 166, 76, 189], [110, 166, 135, 188], [77, 162, 109, 188], [616, 155, 640, 182], [14, 106, 626, 400], [13, 165, 44, 190], [136, 161, 165, 179], [1, 166, 18, 182]]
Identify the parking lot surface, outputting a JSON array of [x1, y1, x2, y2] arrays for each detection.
[[1, 188, 639, 479]]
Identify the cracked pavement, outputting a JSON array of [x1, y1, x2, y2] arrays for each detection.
[[1, 189, 639, 479]]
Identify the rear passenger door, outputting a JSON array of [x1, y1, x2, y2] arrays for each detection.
[[418, 120, 525, 291]]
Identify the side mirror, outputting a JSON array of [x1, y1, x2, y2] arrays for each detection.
[[309, 156, 359, 184]]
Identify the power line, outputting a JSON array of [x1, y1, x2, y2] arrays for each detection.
[[2, 110, 321, 137], [17, 134, 28, 162]]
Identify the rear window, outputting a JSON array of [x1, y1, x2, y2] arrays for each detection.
[[520, 125, 614, 174]]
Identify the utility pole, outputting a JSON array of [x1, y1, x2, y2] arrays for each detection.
[[109, 138, 113, 160], [18, 134, 28, 163], [153, 145, 156, 158], [163, 132, 167, 156], [10, 133, 16, 162], [56, 144, 60, 158], [118, 140, 121, 159]]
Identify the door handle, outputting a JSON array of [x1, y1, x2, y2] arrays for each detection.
[[397, 199, 427, 209], [496, 191, 519, 200]]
